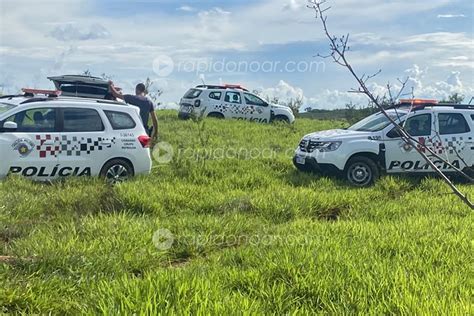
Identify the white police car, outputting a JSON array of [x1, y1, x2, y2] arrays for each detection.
[[293, 99, 474, 186], [178, 84, 295, 123], [0, 91, 152, 182]]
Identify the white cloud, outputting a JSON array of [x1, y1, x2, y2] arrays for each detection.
[[0, 0, 472, 106], [262, 65, 473, 110], [260, 80, 304, 102], [49, 23, 110, 41], [449, 56, 469, 61], [404, 64, 426, 92], [403, 32, 473, 50], [198, 7, 231, 19], [346, 32, 474, 70], [437, 14, 466, 18], [177, 6, 195, 12], [284, 0, 302, 11]]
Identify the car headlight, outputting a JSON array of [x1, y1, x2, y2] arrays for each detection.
[[315, 141, 342, 152], [298, 139, 342, 153]]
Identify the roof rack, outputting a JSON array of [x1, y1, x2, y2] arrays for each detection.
[[20, 97, 54, 105], [389, 100, 473, 111], [424, 104, 474, 110], [0, 94, 25, 100], [18, 96, 127, 106], [95, 99, 127, 106], [195, 84, 249, 92]]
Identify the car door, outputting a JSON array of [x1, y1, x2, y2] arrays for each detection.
[[243, 92, 271, 123], [434, 112, 473, 171], [208, 91, 223, 112], [57, 107, 112, 177], [0, 106, 60, 180], [469, 114, 474, 168], [224, 91, 246, 120], [384, 113, 436, 173]]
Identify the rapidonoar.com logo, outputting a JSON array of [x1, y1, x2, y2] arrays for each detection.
[[153, 55, 175, 77], [153, 228, 174, 251]]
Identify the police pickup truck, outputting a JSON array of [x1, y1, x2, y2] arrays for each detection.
[[293, 99, 474, 186]]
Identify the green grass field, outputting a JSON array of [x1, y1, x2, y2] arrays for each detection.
[[1, 111, 473, 314]]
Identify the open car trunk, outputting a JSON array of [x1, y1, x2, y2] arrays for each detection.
[[48, 75, 110, 99]]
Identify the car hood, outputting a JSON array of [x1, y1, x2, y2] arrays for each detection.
[[305, 129, 377, 141], [270, 104, 290, 110]]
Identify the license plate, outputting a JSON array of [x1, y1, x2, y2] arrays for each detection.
[[295, 156, 306, 165], [181, 106, 192, 113]]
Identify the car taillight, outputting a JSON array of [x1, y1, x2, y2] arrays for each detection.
[[138, 135, 152, 148]]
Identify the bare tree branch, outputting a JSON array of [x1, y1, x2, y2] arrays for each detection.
[[308, 0, 473, 209]]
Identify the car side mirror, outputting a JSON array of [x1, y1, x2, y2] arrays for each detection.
[[3, 121, 18, 131]]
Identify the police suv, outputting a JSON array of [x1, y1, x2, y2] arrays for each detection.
[[293, 100, 474, 186], [178, 84, 295, 123], [0, 92, 152, 182]]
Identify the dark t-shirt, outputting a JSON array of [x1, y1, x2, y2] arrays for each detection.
[[123, 95, 154, 129]]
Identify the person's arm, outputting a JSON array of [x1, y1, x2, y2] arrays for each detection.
[[150, 110, 159, 140], [108, 81, 125, 100]]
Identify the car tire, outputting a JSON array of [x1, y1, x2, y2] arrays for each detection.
[[207, 112, 224, 119], [273, 115, 290, 123], [100, 159, 134, 184], [294, 163, 313, 173], [344, 156, 379, 187]]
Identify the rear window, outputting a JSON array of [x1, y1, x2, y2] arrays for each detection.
[[105, 110, 136, 130], [63, 108, 104, 132], [438, 113, 470, 135], [209, 91, 222, 100], [184, 89, 202, 99], [60, 84, 108, 98]]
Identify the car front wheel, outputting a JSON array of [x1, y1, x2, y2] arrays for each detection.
[[272, 115, 290, 123], [345, 156, 379, 187], [207, 112, 225, 119]]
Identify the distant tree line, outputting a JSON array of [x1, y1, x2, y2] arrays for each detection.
[[302, 93, 467, 123]]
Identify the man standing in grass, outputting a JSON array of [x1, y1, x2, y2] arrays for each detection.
[[108, 81, 158, 141]]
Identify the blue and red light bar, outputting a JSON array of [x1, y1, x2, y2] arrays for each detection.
[[22, 88, 62, 97], [399, 99, 438, 105]]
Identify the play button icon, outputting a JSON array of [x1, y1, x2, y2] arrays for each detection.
[[153, 55, 174, 77], [152, 141, 174, 164]]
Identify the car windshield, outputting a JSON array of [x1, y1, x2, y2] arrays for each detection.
[[184, 89, 202, 99], [349, 111, 406, 132], [0, 102, 15, 115]]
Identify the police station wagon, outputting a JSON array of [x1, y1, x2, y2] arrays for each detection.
[[293, 100, 474, 186], [178, 84, 295, 123], [0, 93, 152, 182]]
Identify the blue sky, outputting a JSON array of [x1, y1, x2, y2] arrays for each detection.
[[0, 0, 472, 109]]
